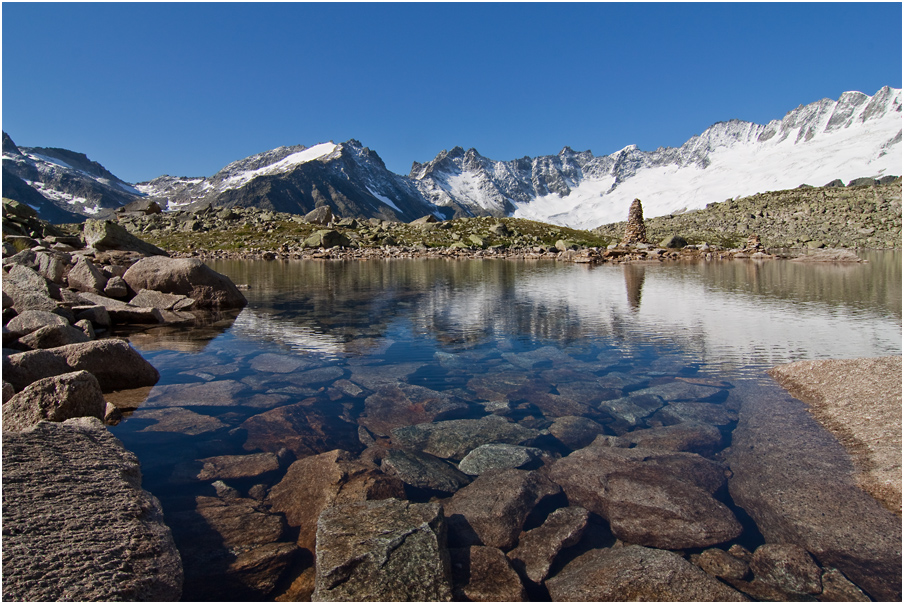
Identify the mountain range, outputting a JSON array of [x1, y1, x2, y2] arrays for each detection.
[[3, 86, 900, 230]]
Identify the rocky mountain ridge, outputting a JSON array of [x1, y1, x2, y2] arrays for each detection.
[[3, 86, 900, 229]]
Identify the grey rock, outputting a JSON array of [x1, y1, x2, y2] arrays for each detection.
[[142, 379, 248, 408], [728, 386, 901, 601], [2, 280, 60, 314], [82, 219, 168, 256], [444, 469, 561, 550], [73, 304, 112, 328], [2, 417, 183, 601], [2, 381, 14, 403], [651, 401, 738, 426], [18, 323, 90, 349], [598, 393, 665, 433], [123, 256, 247, 309], [313, 499, 452, 602], [450, 546, 526, 602], [2, 370, 106, 432], [381, 448, 471, 493], [457, 443, 544, 475], [5, 309, 70, 337], [546, 545, 747, 601], [66, 256, 108, 294], [34, 250, 66, 284], [660, 234, 689, 248], [303, 229, 349, 248], [304, 206, 333, 225], [102, 275, 129, 298], [73, 319, 95, 339], [391, 415, 540, 461], [507, 506, 590, 583], [3, 339, 160, 392], [130, 288, 194, 311], [6, 264, 58, 299]]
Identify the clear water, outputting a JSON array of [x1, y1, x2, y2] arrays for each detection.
[[109, 252, 901, 596]]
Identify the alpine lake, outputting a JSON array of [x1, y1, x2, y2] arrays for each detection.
[[109, 251, 902, 601]]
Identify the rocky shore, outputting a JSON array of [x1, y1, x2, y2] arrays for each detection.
[[3, 196, 900, 601]]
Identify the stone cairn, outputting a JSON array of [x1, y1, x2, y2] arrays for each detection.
[[622, 198, 647, 245]]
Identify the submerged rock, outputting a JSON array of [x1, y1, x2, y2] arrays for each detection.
[[391, 415, 540, 461], [313, 499, 453, 601], [240, 401, 362, 458], [381, 448, 471, 493], [507, 506, 590, 584], [546, 545, 747, 601], [450, 545, 526, 602], [457, 443, 545, 475]]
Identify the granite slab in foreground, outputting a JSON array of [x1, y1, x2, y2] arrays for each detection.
[[769, 355, 902, 515]]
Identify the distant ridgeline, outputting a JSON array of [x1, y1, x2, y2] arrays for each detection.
[[2, 86, 901, 230], [593, 178, 903, 250]]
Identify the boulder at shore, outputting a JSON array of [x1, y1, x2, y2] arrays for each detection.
[[123, 256, 247, 309], [2, 417, 183, 601]]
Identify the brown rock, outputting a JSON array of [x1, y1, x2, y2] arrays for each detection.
[[171, 495, 286, 552], [443, 468, 561, 550], [548, 415, 607, 450], [360, 382, 470, 435], [313, 499, 452, 602], [507, 506, 590, 583], [451, 546, 526, 601], [134, 407, 228, 435], [240, 401, 362, 458], [546, 545, 748, 601], [548, 444, 739, 549], [18, 324, 90, 349], [142, 379, 249, 408], [227, 542, 299, 597], [696, 547, 750, 581], [66, 256, 108, 294], [750, 543, 822, 596], [620, 420, 724, 455], [5, 309, 70, 337], [267, 449, 405, 552], [819, 567, 871, 602], [172, 452, 281, 483]]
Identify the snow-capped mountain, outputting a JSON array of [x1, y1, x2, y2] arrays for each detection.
[[3, 86, 900, 228], [2, 132, 139, 221], [136, 140, 439, 222], [411, 86, 902, 229]]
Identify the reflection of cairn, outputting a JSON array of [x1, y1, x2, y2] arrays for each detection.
[[622, 198, 647, 245], [623, 264, 645, 310], [745, 234, 764, 251]]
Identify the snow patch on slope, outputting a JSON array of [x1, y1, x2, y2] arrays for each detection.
[[223, 142, 338, 189]]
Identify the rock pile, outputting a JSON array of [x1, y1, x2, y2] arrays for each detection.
[[2, 210, 250, 601], [622, 198, 648, 244]]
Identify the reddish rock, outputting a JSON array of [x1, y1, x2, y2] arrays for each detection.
[[619, 421, 724, 455], [507, 506, 590, 583], [750, 543, 822, 596], [267, 449, 405, 552], [360, 382, 470, 435], [2, 370, 106, 432], [451, 546, 526, 601], [240, 402, 362, 458], [443, 469, 561, 550]]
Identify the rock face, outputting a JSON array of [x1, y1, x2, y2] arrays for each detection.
[[728, 385, 902, 601], [622, 198, 647, 244], [122, 256, 247, 309], [2, 370, 106, 432], [2, 338, 160, 392], [313, 499, 453, 601], [2, 417, 183, 601], [546, 545, 747, 601]]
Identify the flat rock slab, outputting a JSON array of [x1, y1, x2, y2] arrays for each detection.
[[391, 415, 540, 461], [313, 499, 452, 601], [2, 417, 183, 601], [769, 355, 901, 514], [728, 382, 902, 601], [546, 545, 747, 601]]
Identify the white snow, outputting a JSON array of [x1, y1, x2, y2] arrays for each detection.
[[222, 142, 338, 189], [26, 152, 74, 170], [366, 187, 402, 212]]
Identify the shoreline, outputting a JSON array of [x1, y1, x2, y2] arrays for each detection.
[[769, 356, 903, 515]]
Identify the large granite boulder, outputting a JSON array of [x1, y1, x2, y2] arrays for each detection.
[[5, 309, 70, 337], [546, 545, 747, 601], [82, 219, 169, 256], [3, 339, 160, 392], [267, 449, 405, 553], [2, 370, 106, 432], [443, 468, 561, 550], [2, 417, 183, 601], [123, 256, 246, 309], [66, 256, 108, 294], [728, 385, 901, 601], [19, 323, 91, 349], [313, 499, 452, 601], [548, 441, 740, 550]]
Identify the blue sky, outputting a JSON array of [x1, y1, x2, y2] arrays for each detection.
[[2, 3, 901, 184]]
